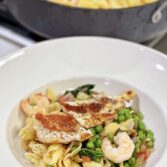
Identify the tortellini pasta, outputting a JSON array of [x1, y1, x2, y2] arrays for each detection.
[[29, 141, 47, 158], [45, 102, 62, 114], [25, 152, 41, 165], [82, 161, 103, 167], [43, 144, 64, 165], [46, 88, 57, 102], [19, 118, 36, 140], [48, 0, 158, 9], [82, 158, 112, 167], [25, 142, 82, 167], [64, 142, 82, 159]]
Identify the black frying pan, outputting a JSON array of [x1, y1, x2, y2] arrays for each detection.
[[2, 0, 167, 42]]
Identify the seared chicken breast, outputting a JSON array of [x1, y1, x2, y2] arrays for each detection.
[[34, 113, 92, 144], [61, 90, 136, 129], [61, 98, 119, 129]]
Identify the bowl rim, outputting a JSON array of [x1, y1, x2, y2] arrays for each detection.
[[1, 36, 167, 69]]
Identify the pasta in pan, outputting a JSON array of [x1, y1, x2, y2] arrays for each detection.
[[48, 0, 158, 9], [19, 85, 155, 167]]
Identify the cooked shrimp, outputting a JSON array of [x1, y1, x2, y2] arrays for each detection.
[[102, 132, 135, 163], [20, 93, 50, 117]]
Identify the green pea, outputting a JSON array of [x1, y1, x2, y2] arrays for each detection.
[[124, 162, 130, 167], [118, 109, 125, 115], [108, 133, 114, 141], [118, 111, 125, 116], [135, 112, 143, 119], [89, 136, 97, 142], [95, 148, 102, 152], [118, 115, 126, 122], [135, 141, 141, 147], [147, 135, 154, 141], [125, 112, 132, 119], [147, 130, 153, 135], [138, 130, 146, 141], [147, 141, 154, 148], [86, 141, 94, 149], [95, 125, 104, 133], [135, 145, 140, 153], [128, 157, 136, 165], [138, 121, 146, 131], [125, 108, 131, 113], [95, 134, 100, 139], [90, 128, 96, 135], [134, 117, 140, 127], [135, 147, 140, 153], [147, 131, 154, 141], [95, 138, 102, 147], [119, 108, 131, 115], [133, 162, 139, 167], [134, 115, 140, 121], [135, 143, 140, 148], [133, 152, 137, 159], [110, 161, 116, 167], [93, 158, 101, 163], [135, 139, 141, 153], [135, 139, 141, 145]]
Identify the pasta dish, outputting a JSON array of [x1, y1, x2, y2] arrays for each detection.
[[48, 0, 158, 9], [19, 84, 154, 167]]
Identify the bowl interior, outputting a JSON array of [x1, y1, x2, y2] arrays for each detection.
[[7, 76, 167, 167]]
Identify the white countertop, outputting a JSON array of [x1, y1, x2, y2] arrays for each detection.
[[0, 36, 21, 57], [0, 25, 35, 58]]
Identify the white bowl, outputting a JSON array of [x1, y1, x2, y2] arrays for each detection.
[[0, 37, 167, 167], [7, 76, 167, 167]]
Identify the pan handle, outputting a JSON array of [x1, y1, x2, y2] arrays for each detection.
[[0, 0, 16, 21], [0, 0, 8, 12], [152, 0, 167, 23]]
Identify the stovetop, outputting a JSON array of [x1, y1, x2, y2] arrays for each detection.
[[0, 14, 167, 58]]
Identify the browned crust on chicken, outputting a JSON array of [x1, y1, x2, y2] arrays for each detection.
[[34, 113, 93, 144], [99, 97, 113, 105], [60, 95, 120, 128], [61, 97, 124, 115], [61, 102, 103, 113], [35, 113, 78, 132], [92, 112, 117, 122], [80, 133, 93, 142]]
